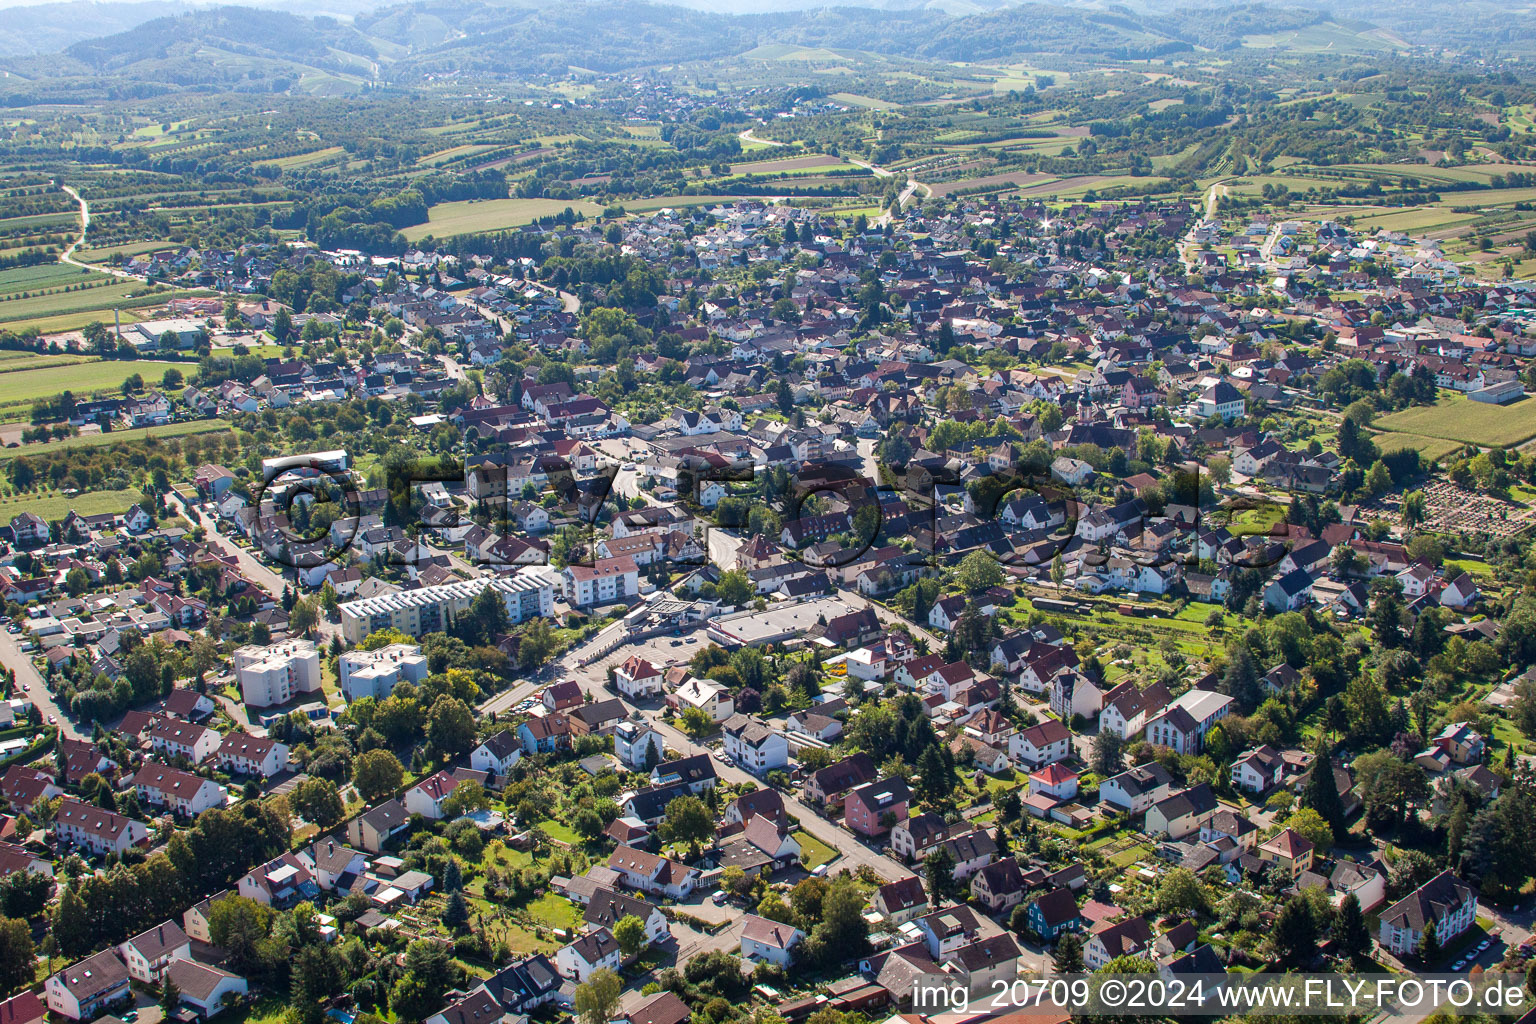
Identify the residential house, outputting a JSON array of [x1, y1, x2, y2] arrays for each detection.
[[1378, 871, 1478, 957], [1257, 828, 1315, 880], [1100, 763, 1175, 814], [1144, 785, 1217, 840], [873, 876, 930, 926], [45, 950, 131, 1021], [740, 914, 804, 967], [1084, 916, 1155, 970], [845, 778, 911, 837], [970, 857, 1027, 913], [1230, 745, 1285, 794], [1026, 886, 1082, 941], [347, 798, 410, 854], [722, 715, 789, 775], [1009, 719, 1072, 768], [118, 922, 191, 983], [163, 959, 248, 1018], [607, 848, 700, 899], [557, 928, 622, 982]]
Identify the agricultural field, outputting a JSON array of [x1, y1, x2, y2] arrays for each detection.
[[726, 154, 855, 176], [1369, 431, 1465, 462], [403, 198, 606, 241], [1373, 396, 1536, 448], [0, 418, 234, 461], [0, 264, 101, 297], [0, 358, 190, 421], [0, 486, 143, 522], [0, 263, 211, 332]]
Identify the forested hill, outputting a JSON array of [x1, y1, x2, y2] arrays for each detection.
[[2, 0, 1340, 89]]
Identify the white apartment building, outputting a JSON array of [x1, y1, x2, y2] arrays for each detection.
[[564, 556, 640, 608], [233, 639, 322, 708], [338, 643, 430, 702], [338, 569, 554, 644]]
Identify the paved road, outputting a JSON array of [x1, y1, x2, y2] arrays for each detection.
[[480, 605, 914, 881], [167, 492, 341, 646], [56, 183, 135, 280], [739, 128, 786, 149], [0, 628, 85, 739]]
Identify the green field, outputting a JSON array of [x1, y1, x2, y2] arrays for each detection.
[[0, 359, 189, 418], [0, 487, 143, 522], [0, 269, 213, 332], [403, 198, 606, 241], [1370, 430, 1465, 462], [0, 264, 101, 298], [0, 417, 232, 460], [0, 308, 144, 335], [1373, 396, 1536, 448]]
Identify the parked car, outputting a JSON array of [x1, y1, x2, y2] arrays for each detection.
[[711, 890, 727, 905]]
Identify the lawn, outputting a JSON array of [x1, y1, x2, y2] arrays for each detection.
[[525, 891, 582, 931], [534, 818, 583, 845], [793, 830, 839, 871], [403, 198, 606, 241], [1374, 395, 1536, 448], [0, 487, 142, 521]]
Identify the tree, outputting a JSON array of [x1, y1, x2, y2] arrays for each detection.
[[427, 695, 477, 757], [679, 707, 714, 738], [574, 968, 622, 1024], [352, 749, 404, 802], [0, 916, 34, 994], [955, 551, 1003, 593], [1335, 893, 1370, 967], [288, 777, 344, 828], [804, 876, 870, 967], [51, 887, 92, 958], [613, 915, 647, 957], [1282, 808, 1335, 854], [1353, 750, 1429, 828], [1052, 932, 1085, 973], [207, 896, 275, 973], [1300, 749, 1346, 838], [1091, 731, 1123, 775], [1270, 894, 1318, 967], [64, 567, 89, 596], [716, 570, 753, 607], [441, 780, 491, 820], [289, 597, 319, 636], [1153, 868, 1206, 918], [1419, 919, 1441, 963], [660, 795, 714, 855], [159, 976, 181, 1017], [0, 871, 51, 919], [924, 846, 957, 904], [443, 891, 470, 931]]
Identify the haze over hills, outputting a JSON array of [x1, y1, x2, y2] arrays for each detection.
[[0, 0, 1532, 86]]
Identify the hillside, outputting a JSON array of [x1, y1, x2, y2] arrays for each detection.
[[0, 0, 1462, 97]]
